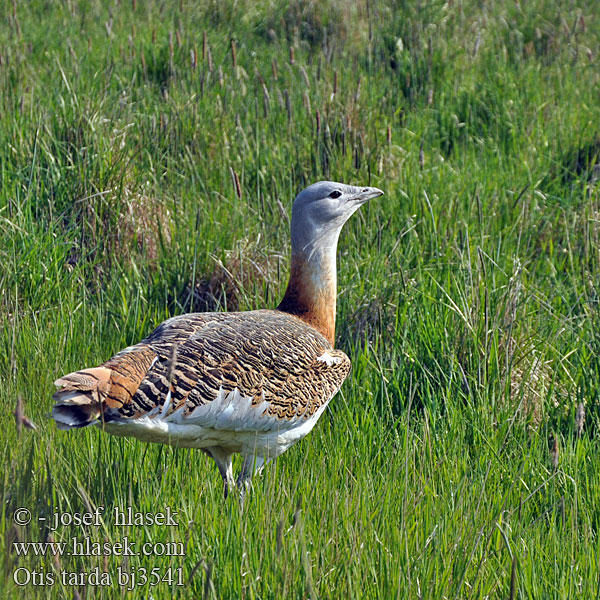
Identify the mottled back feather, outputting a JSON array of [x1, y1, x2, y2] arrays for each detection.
[[109, 310, 350, 424], [54, 310, 350, 431]]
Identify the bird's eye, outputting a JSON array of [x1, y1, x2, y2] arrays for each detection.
[[329, 190, 342, 199]]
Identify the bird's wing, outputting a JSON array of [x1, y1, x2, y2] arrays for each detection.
[[53, 311, 350, 433], [121, 310, 350, 432]]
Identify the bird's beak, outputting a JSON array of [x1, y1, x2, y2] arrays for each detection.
[[356, 186, 384, 203]]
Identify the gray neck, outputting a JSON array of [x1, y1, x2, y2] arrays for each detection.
[[277, 217, 341, 344], [290, 216, 340, 288]]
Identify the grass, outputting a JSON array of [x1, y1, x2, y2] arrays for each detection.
[[1, 0, 600, 597]]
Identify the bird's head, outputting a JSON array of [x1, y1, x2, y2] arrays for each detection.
[[290, 181, 384, 255]]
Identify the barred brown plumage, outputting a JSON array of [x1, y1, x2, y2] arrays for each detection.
[[52, 181, 383, 496]]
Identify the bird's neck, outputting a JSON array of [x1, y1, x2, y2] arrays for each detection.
[[277, 241, 338, 345]]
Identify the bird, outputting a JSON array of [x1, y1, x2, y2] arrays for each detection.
[[52, 181, 384, 496]]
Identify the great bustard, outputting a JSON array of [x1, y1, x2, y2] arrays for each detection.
[[52, 181, 384, 496]]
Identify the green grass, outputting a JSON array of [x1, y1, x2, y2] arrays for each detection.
[[1, 0, 600, 597]]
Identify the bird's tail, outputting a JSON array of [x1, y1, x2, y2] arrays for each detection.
[[52, 367, 112, 429], [52, 345, 157, 430]]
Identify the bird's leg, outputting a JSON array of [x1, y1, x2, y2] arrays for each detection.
[[236, 455, 265, 496], [205, 447, 235, 499]]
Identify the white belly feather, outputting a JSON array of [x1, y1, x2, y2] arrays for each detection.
[[100, 386, 332, 459]]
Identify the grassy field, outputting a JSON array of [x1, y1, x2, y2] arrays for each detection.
[[1, 0, 600, 597]]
